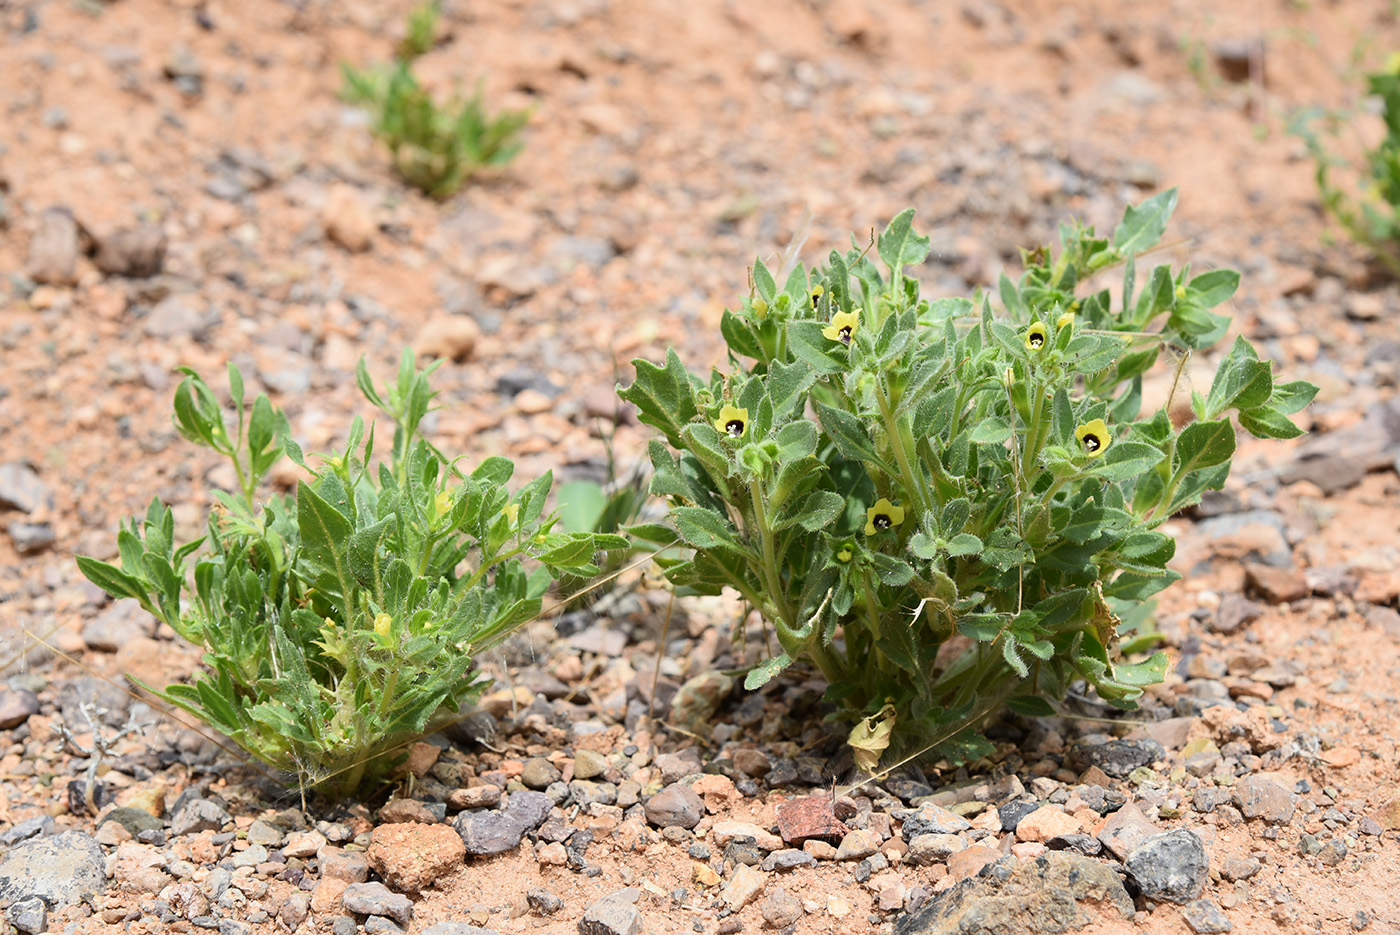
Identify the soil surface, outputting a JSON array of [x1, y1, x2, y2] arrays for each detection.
[[2, 1, 1400, 934]]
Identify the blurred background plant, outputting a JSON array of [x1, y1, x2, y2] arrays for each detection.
[[341, 1, 531, 199], [1291, 51, 1400, 277]]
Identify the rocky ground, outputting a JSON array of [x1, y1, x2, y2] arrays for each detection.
[[2, 0, 1400, 933]]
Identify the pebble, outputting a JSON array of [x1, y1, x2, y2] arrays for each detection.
[[759, 887, 803, 928], [1014, 805, 1082, 843], [721, 864, 766, 910], [907, 833, 965, 864], [94, 224, 166, 277], [367, 821, 465, 892], [8, 522, 55, 554], [319, 847, 370, 883], [1124, 829, 1209, 904], [578, 891, 643, 935], [0, 690, 40, 729], [6, 896, 46, 935], [1182, 898, 1233, 933], [573, 749, 608, 780], [733, 748, 771, 777], [341, 882, 413, 926], [1235, 774, 1298, 825], [1095, 801, 1160, 860], [0, 831, 107, 908], [759, 849, 815, 872], [26, 207, 79, 285], [448, 785, 502, 811], [776, 796, 849, 844], [322, 185, 375, 252], [1071, 739, 1164, 779], [0, 462, 51, 513], [527, 887, 564, 915], [521, 757, 563, 790], [144, 294, 213, 340], [643, 783, 704, 829], [834, 829, 881, 861], [899, 802, 971, 840], [452, 790, 551, 855]]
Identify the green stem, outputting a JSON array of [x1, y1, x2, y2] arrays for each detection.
[[876, 382, 925, 517], [749, 481, 795, 631]]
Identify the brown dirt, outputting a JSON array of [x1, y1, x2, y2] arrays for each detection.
[[2, 0, 1400, 933]]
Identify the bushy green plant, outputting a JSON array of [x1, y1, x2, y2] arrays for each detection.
[[341, 3, 530, 199], [1293, 52, 1400, 277], [78, 352, 623, 798], [621, 191, 1317, 771]]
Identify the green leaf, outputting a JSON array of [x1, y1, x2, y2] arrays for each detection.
[[752, 257, 777, 304], [1111, 651, 1169, 686], [816, 402, 881, 465], [869, 553, 915, 587], [619, 348, 700, 448], [877, 209, 930, 274], [297, 480, 354, 582], [1175, 419, 1235, 473], [787, 321, 848, 374], [1187, 269, 1240, 307], [968, 417, 1012, 445], [1271, 380, 1319, 415], [744, 652, 793, 690], [555, 480, 608, 534], [1113, 188, 1177, 256], [789, 491, 845, 532], [1005, 695, 1057, 717], [767, 358, 815, 421], [945, 533, 982, 557], [1238, 406, 1306, 440], [1092, 441, 1164, 482], [76, 556, 146, 602], [672, 506, 749, 556]]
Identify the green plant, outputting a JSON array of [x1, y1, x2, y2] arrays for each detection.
[[621, 191, 1317, 771], [1292, 52, 1400, 277], [77, 352, 623, 798], [341, 5, 530, 199]]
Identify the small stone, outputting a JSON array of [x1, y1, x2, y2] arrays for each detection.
[[759, 887, 802, 928], [1235, 774, 1297, 825], [1124, 829, 1209, 904], [907, 833, 964, 865], [578, 892, 642, 935], [318, 846, 370, 883], [644, 783, 704, 829], [322, 185, 375, 252], [171, 798, 231, 836], [448, 785, 502, 811], [367, 821, 465, 892], [900, 803, 971, 840], [1014, 805, 1082, 843], [775, 796, 849, 845], [280, 893, 311, 929], [27, 207, 79, 285], [759, 849, 815, 872], [1182, 898, 1233, 933], [8, 522, 55, 554], [538, 842, 568, 865], [1071, 738, 1164, 778], [1221, 857, 1261, 881], [528, 887, 564, 914], [670, 671, 735, 733], [0, 690, 40, 729], [415, 313, 481, 363], [341, 882, 413, 926], [0, 462, 51, 513], [7, 896, 46, 935], [734, 749, 771, 777], [946, 845, 1000, 881], [834, 829, 881, 861], [452, 790, 551, 856], [694, 862, 722, 887], [721, 864, 766, 910], [283, 829, 327, 858], [94, 225, 166, 277], [1096, 801, 1160, 860], [1244, 564, 1308, 604], [144, 294, 212, 339], [521, 757, 563, 790], [573, 749, 608, 780], [1212, 594, 1265, 634], [377, 799, 440, 824]]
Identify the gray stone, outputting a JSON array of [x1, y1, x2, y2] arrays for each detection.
[[104, 807, 163, 836], [0, 815, 53, 846], [144, 294, 214, 340], [1070, 738, 1164, 778], [219, 922, 253, 935], [81, 600, 155, 652], [900, 803, 971, 840], [171, 799, 231, 836], [578, 893, 643, 935], [643, 783, 704, 829], [760, 849, 816, 872], [94, 225, 166, 277], [26, 207, 79, 285], [1183, 898, 1233, 933], [0, 462, 51, 513], [365, 917, 406, 934], [452, 791, 551, 856], [1095, 802, 1159, 861], [573, 749, 609, 780], [1212, 594, 1265, 634], [230, 844, 268, 868], [569, 780, 617, 807], [9, 522, 55, 555], [0, 689, 40, 729], [342, 882, 412, 926], [331, 917, 358, 935], [521, 757, 563, 790], [1234, 774, 1297, 825], [420, 924, 502, 935], [893, 852, 1133, 935], [1124, 829, 1208, 904], [246, 819, 284, 847], [527, 887, 564, 914], [7, 896, 46, 934], [759, 887, 803, 928], [0, 831, 107, 908]]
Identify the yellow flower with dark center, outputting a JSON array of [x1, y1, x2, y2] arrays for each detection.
[[714, 403, 749, 438], [1056, 310, 1075, 330], [864, 498, 905, 536], [1075, 418, 1112, 458], [374, 612, 392, 637], [501, 502, 520, 524], [822, 309, 860, 346], [1025, 322, 1049, 351], [810, 283, 825, 308]]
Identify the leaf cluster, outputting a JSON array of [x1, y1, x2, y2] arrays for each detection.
[[79, 352, 623, 798], [621, 192, 1316, 768]]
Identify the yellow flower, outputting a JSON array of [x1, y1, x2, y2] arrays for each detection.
[[1075, 419, 1112, 458], [434, 489, 452, 516], [1056, 310, 1075, 330], [864, 498, 905, 536], [822, 309, 860, 346], [1025, 322, 1049, 351], [714, 404, 749, 438], [752, 298, 769, 319], [501, 502, 520, 524], [810, 283, 825, 308], [374, 612, 392, 637], [1175, 285, 1187, 299]]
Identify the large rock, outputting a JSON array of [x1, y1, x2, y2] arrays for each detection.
[[894, 853, 1133, 935], [367, 821, 464, 892], [0, 831, 107, 907], [452, 790, 551, 856]]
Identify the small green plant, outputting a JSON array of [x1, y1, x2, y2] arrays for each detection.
[[621, 191, 1316, 771], [1292, 52, 1400, 277], [78, 351, 623, 798], [341, 3, 530, 199]]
